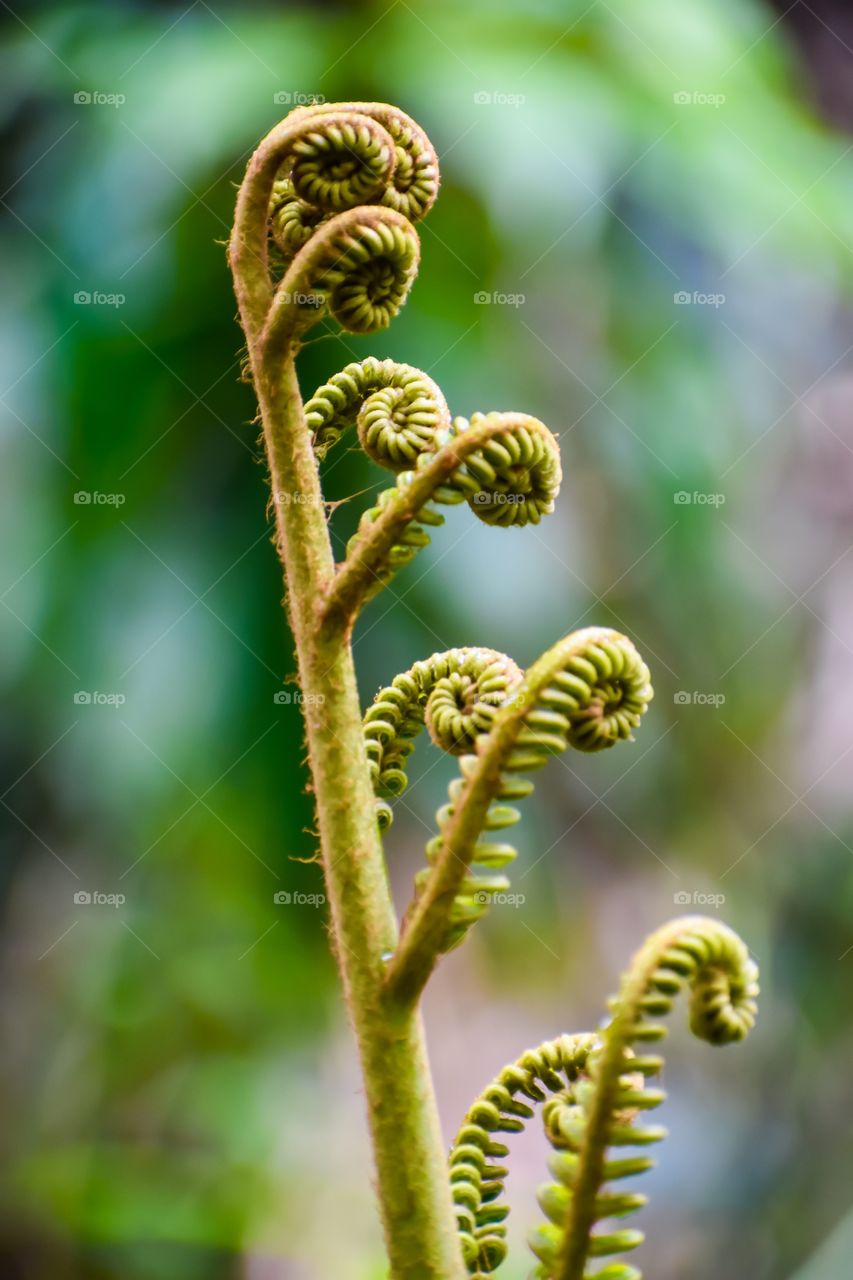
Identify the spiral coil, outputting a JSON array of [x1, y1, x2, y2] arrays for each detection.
[[528, 917, 759, 1280], [290, 118, 396, 212], [304, 357, 451, 466], [259, 103, 439, 340], [449, 1035, 599, 1277], [364, 630, 652, 947], [285, 101, 440, 224], [344, 411, 562, 597], [301, 213, 421, 335], [364, 647, 523, 831]]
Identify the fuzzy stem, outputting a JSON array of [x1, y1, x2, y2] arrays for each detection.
[[233, 303, 465, 1280]]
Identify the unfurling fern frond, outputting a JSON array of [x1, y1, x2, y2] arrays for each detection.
[[285, 100, 440, 224], [330, 410, 562, 609], [449, 917, 758, 1279], [528, 916, 759, 1280], [239, 103, 438, 350], [449, 1034, 599, 1276], [364, 647, 523, 831], [366, 628, 652, 950], [265, 103, 438, 260], [304, 357, 451, 465]]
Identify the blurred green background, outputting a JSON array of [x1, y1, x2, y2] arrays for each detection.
[[2, 0, 853, 1277]]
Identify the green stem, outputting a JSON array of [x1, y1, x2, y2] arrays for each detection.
[[248, 353, 466, 1279]]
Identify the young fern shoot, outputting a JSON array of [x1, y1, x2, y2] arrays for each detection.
[[229, 101, 759, 1280]]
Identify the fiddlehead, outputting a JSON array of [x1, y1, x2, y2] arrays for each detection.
[[528, 916, 759, 1280], [448, 918, 758, 1278], [304, 357, 451, 465], [366, 628, 652, 952], [271, 104, 436, 339], [230, 102, 438, 350], [364, 647, 523, 831], [329, 410, 562, 610], [449, 1034, 599, 1276], [271, 206, 422, 341], [284, 100, 440, 224]]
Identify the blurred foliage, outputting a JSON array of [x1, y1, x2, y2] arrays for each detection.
[[1, 1, 853, 1277]]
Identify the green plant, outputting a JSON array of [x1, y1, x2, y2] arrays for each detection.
[[229, 101, 759, 1280]]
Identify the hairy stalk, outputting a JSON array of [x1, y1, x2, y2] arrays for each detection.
[[231, 106, 466, 1279]]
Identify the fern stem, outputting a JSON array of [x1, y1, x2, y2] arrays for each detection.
[[232, 182, 466, 1279]]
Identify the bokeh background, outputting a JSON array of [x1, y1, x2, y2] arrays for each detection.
[[3, 0, 853, 1277]]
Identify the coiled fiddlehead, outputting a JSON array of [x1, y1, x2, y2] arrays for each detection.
[[528, 916, 759, 1280], [366, 628, 653, 951], [262, 109, 560, 619], [364, 647, 523, 832], [304, 356, 452, 466], [285, 100, 440, 224], [448, 918, 758, 1279], [250, 104, 438, 351], [449, 1034, 599, 1277], [333, 410, 562, 605]]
